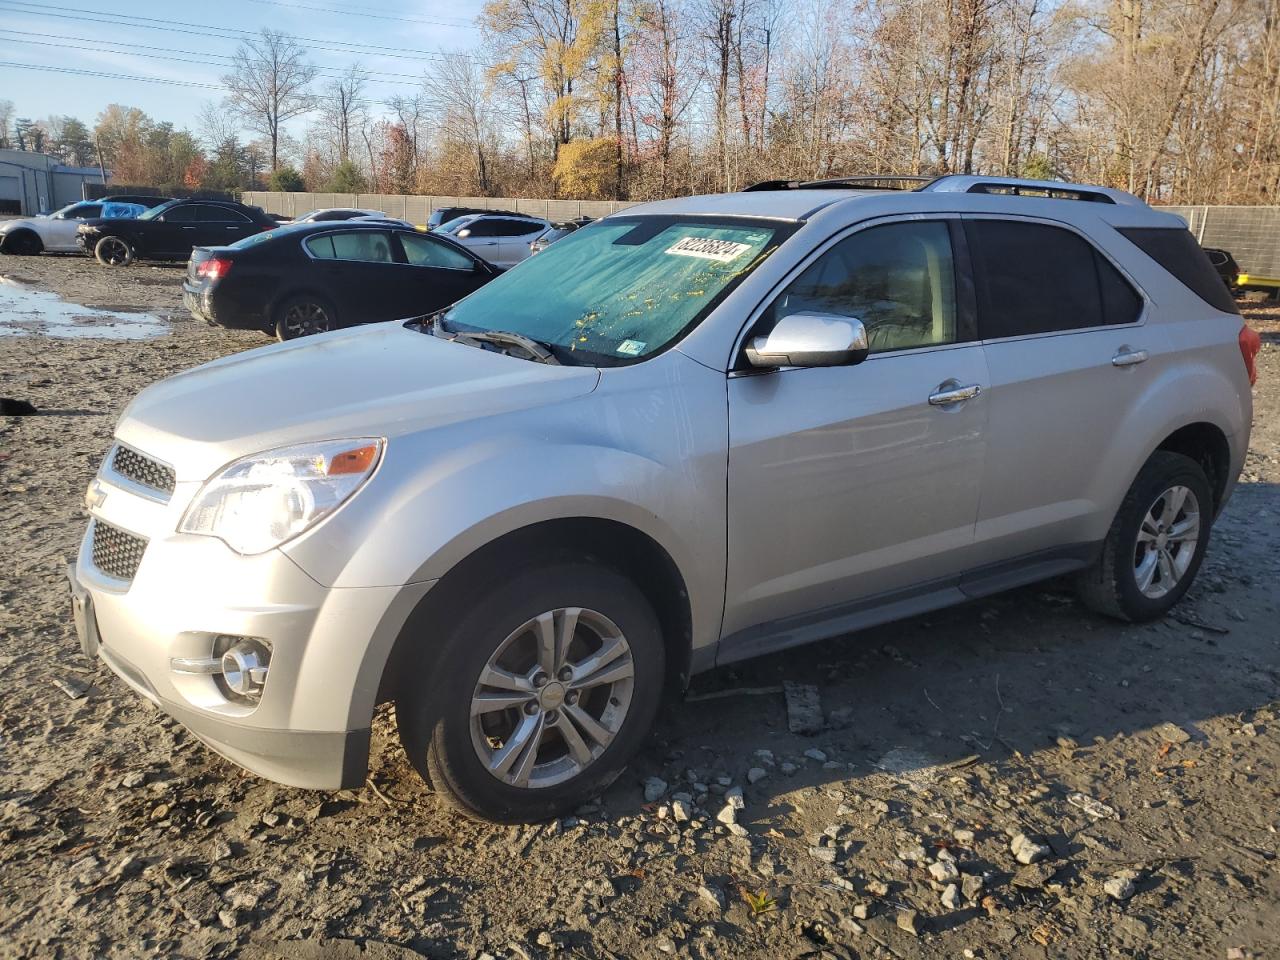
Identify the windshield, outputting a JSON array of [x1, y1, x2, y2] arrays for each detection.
[[443, 216, 791, 365], [138, 199, 180, 221]]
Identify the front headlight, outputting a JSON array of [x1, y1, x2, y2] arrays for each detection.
[[179, 438, 383, 554]]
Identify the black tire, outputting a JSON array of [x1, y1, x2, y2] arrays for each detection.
[[274, 294, 338, 340], [4, 230, 43, 255], [396, 562, 665, 823], [94, 235, 134, 267], [1076, 451, 1213, 622]]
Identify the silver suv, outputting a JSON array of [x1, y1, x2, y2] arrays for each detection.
[[70, 175, 1261, 822]]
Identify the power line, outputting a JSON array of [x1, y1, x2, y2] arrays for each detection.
[[239, 0, 477, 30], [0, 1, 486, 63], [0, 29, 428, 85]]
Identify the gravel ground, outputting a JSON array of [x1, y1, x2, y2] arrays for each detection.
[[1, 254, 1279, 960]]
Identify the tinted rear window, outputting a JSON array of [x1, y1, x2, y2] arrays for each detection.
[[1117, 227, 1239, 314], [966, 219, 1143, 339]]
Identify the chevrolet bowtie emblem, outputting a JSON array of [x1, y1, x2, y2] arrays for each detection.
[[84, 479, 107, 511]]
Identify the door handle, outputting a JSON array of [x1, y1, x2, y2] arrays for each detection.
[[929, 383, 982, 406], [181, 226, 196, 231], [1112, 348, 1149, 367]]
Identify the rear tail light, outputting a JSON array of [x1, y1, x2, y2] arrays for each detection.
[[197, 257, 232, 281], [1239, 324, 1261, 386]]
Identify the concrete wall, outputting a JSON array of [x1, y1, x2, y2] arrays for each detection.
[[241, 191, 641, 223], [1164, 205, 1280, 279]]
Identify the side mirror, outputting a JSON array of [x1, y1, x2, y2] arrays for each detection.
[[456, 228, 472, 238], [745, 312, 869, 369]]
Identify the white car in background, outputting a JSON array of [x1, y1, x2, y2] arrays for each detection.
[[436, 213, 551, 267], [0, 200, 146, 255], [289, 208, 387, 223]]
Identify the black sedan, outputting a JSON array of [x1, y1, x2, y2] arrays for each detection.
[[77, 198, 276, 267], [182, 221, 500, 340]]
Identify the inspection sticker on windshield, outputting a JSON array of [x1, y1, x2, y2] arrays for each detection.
[[616, 339, 646, 356], [665, 236, 753, 262]]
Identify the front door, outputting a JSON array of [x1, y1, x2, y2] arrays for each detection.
[[723, 217, 989, 654], [393, 231, 487, 317]]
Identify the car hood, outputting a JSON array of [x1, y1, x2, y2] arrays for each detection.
[[115, 322, 601, 481]]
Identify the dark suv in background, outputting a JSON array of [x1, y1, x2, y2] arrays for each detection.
[[426, 205, 521, 230], [77, 198, 276, 266]]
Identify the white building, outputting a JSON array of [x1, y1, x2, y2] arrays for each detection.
[[0, 148, 107, 216]]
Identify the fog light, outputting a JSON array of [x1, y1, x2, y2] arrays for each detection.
[[220, 640, 270, 698]]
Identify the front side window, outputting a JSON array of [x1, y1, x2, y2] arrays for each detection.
[[443, 216, 789, 364], [967, 219, 1143, 338], [74, 204, 102, 219], [764, 220, 958, 354], [398, 233, 474, 270], [162, 204, 198, 223]]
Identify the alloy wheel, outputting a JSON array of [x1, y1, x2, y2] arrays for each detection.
[[99, 238, 129, 265], [1133, 484, 1200, 599], [282, 302, 333, 338], [469, 607, 635, 789]]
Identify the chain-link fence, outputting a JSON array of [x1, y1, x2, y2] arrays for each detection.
[[241, 192, 641, 224], [1164, 205, 1280, 279]]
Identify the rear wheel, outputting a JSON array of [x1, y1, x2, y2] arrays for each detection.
[[1076, 451, 1212, 622], [274, 295, 337, 340], [4, 230, 43, 255], [395, 562, 665, 822], [94, 235, 134, 267]]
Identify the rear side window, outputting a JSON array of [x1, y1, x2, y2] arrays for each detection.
[[966, 219, 1143, 339], [195, 205, 250, 223], [1117, 227, 1240, 314], [496, 219, 542, 237]]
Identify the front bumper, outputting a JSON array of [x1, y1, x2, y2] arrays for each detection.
[[71, 565, 370, 787], [70, 460, 432, 789]]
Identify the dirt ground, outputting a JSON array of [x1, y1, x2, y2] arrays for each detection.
[[1, 254, 1278, 960]]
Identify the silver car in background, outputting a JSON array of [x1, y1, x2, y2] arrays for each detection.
[[70, 175, 1259, 822]]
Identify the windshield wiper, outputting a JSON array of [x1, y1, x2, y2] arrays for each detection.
[[420, 314, 562, 365], [460, 329, 561, 365]]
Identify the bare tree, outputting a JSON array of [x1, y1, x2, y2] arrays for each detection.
[[319, 64, 367, 164], [421, 52, 502, 194], [221, 29, 318, 171]]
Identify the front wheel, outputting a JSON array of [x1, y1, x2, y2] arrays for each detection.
[[396, 562, 665, 822], [1076, 451, 1213, 622], [274, 295, 337, 340], [94, 235, 134, 267]]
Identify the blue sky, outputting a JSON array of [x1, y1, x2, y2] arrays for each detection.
[[0, 0, 486, 137]]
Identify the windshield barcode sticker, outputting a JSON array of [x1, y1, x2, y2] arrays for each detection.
[[666, 237, 753, 262]]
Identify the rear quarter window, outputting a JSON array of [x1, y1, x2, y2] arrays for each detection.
[[1117, 227, 1240, 315]]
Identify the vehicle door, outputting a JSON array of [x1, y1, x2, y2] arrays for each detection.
[[153, 203, 199, 255], [47, 203, 101, 250], [392, 231, 489, 317], [723, 217, 990, 648], [456, 218, 503, 261], [494, 219, 547, 266], [302, 229, 399, 323], [961, 215, 1157, 563], [195, 204, 257, 246]]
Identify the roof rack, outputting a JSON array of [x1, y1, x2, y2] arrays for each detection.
[[740, 173, 1147, 207], [918, 175, 1145, 206], [743, 175, 935, 193]]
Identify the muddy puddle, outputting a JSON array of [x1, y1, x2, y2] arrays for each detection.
[[0, 276, 168, 339]]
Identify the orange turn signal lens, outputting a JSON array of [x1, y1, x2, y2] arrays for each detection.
[[326, 443, 379, 476]]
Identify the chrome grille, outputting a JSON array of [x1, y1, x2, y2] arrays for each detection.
[[111, 445, 175, 497], [91, 520, 148, 582]]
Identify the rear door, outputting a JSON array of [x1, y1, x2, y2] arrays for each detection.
[[393, 231, 488, 316], [302, 229, 399, 323], [195, 204, 257, 246], [963, 216, 1157, 565], [494, 219, 547, 266]]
